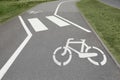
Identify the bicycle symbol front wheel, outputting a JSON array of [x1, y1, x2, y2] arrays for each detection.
[[86, 46, 107, 66], [53, 47, 72, 66]]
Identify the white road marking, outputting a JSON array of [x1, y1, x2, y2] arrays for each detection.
[[88, 46, 107, 66], [101, 54, 107, 65], [53, 55, 61, 66], [0, 16, 32, 80], [55, 15, 91, 32], [28, 10, 43, 14], [53, 47, 62, 66], [93, 46, 107, 66], [54, 0, 75, 15], [88, 58, 99, 66], [46, 16, 70, 27], [63, 54, 72, 66], [28, 18, 48, 32], [53, 38, 107, 66], [54, 0, 91, 33]]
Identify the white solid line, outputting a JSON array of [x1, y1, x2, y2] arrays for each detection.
[[55, 15, 91, 32], [54, 1, 64, 15], [19, 16, 32, 35], [54, 0, 91, 32], [28, 18, 48, 32], [54, 0, 75, 15], [46, 16, 70, 27], [0, 16, 32, 80]]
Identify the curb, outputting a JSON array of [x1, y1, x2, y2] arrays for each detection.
[[78, 7, 120, 70]]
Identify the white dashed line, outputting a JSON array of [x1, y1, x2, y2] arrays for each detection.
[[28, 18, 48, 32], [46, 16, 70, 27]]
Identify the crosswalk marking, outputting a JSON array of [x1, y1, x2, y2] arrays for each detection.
[[28, 18, 48, 32], [46, 16, 70, 27]]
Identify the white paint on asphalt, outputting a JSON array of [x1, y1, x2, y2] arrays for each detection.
[[54, 0, 91, 33], [53, 55, 61, 66], [28, 18, 48, 32], [53, 46, 72, 66], [28, 10, 43, 14], [88, 58, 99, 66], [54, 0, 75, 15], [53, 38, 107, 66], [56, 15, 91, 32], [46, 16, 70, 27], [88, 46, 107, 66], [0, 16, 32, 80]]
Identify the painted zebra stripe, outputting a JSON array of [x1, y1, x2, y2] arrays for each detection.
[[28, 18, 48, 32], [46, 16, 70, 27]]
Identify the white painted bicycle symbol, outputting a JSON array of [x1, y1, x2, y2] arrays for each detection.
[[53, 38, 107, 66]]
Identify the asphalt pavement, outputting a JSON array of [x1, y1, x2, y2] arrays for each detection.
[[99, 0, 120, 9], [0, 0, 120, 80]]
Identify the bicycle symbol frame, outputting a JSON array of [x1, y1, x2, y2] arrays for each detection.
[[53, 38, 107, 66]]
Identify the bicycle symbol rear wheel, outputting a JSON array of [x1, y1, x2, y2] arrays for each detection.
[[86, 46, 107, 66], [53, 47, 72, 66]]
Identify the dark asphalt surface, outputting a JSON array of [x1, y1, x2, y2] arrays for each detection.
[[0, 0, 120, 80], [99, 0, 120, 9], [0, 17, 27, 69]]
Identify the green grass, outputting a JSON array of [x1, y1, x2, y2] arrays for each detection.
[[77, 0, 120, 63], [0, 0, 54, 23]]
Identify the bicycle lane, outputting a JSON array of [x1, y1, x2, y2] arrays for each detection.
[[1, 0, 120, 80], [1, 13, 97, 80], [54, 0, 120, 79]]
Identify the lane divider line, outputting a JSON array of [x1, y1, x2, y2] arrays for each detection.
[[28, 18, 48, 32], [0, 16, 32, 80], [54, 0, 75, 16], [46, 16, 70, 27], [54, 0, 91, 33]]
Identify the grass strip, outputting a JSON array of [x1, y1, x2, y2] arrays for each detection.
[[77, 0, 120, 64], [0, 0, 55, 23]]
